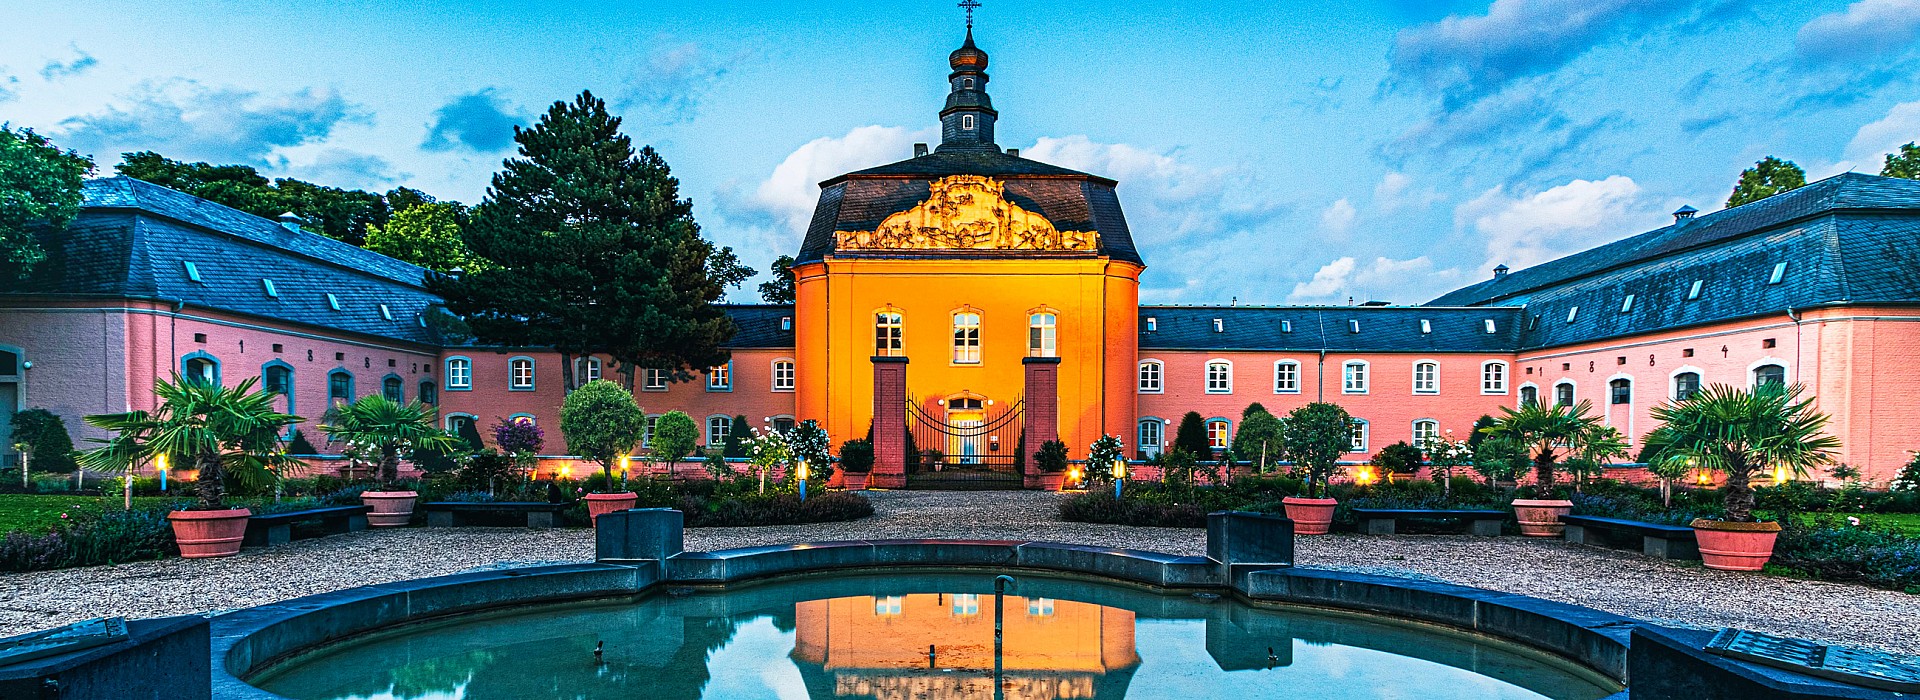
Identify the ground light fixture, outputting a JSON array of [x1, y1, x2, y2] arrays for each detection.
[[797, 459, 809, 502]]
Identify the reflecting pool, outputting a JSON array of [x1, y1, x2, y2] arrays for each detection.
[[251, 571, 1621, 700]]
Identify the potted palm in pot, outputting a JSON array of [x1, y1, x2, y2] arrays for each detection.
[[1644, 383, 1838, 571], [321, 394, 457, 527], [559, 379, 646, 522], [1280, 402, 1354, 535], [839, 438, 873, 491], [81, 375, 302, 558], [1485, 400, 1603, 536], [1034, 439, 1069, 491]]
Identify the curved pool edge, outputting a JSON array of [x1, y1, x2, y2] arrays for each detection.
[[209, 539, 1636, 700]]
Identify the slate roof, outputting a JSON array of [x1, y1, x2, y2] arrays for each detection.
[[5, 177, 443, 345], [722, 304, 796, 348], [796, 149, 1144, 266], [1426, 173, 1920, 351], [1138, 306, 1528, 353]]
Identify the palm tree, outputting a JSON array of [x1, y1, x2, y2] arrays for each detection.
[[79, 375, 303, 511], [320, 395, 458, 487], [1564, 425, 1630, 492], [1643, 383, 1839, 523], [1483, 399, 1605, 492]]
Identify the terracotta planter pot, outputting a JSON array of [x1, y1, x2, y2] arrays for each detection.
[[1023, 473, 1042, 489], [361, 490, 419, 528], [1040, 472, 1065, 492], [842, 472, 869, 491], [169, 508, 251, 558], [1512, 499, 1573, 537], [584, 492, 639, 523], [1692, 519, 1782, 571], [1282, 496, 1338, 535]]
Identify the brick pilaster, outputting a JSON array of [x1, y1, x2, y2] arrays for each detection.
[[1022, 357, 1061, 484], [871, 356, 909, 488]]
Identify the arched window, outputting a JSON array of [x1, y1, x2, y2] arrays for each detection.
[[1205, 360, 1232, 394], [1753, 364, 1786, 387], [1519, 385, 1538, 406], [262, 364, 293, 414], [1412, 361, 1439, 394], [1554, 382, 1575, 406], [445, 357, 471, 390], [382, 375, 404, 402], [1348, 419, 1369, 453], [772, 359, 796, 392], [1274, 361, 1300, 393], [1137, 419, 1164, 458], [962, 114, 975, 130], [1205, 419, 1231, 453], [1342, 361, 1369, 394], [1673, 372, 1701, 401], [445, 414, 477, 444], [508, 357, 535, 390], [1413, 419, 1439, 446], [327, 370, 353, 406], [182, 353, 219, 386], [1137, 360, 1163, 393], [418, 380, 437, 406], [1482, 361, 1508, 394], [952, 311, 981, 364], [875, 310, 904, 357], [1609, 378, 1632, 405], [575, 356, 601, 384], [706, 415, 731, 446], [1027, 313, 1057, 358]]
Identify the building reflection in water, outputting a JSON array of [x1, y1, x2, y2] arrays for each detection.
[[790, 593, 1142, 700]]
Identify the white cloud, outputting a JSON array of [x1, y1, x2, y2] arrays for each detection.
[[1288, 255, 1460, 304], [1320, 198, 1357, 237], [1372, 171, 1446, 212], [1843, 100, 1920, 169], [736, 124, 934, 236], [1455, 175, 1657, 273], [1388, 0, 1699, 109], [1289, 257, 1357, 301], [54, 79, 363, 165], [1796, 0, 1920, 64]]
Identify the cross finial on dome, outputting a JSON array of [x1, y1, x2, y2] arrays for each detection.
[[959, 0, 981, 28]]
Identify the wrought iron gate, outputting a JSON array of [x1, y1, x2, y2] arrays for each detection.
[[905, 393, 1024, 489]]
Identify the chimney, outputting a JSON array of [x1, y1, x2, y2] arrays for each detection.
[[913, 143, 929, 158], [1006, 148, 1020, 158], [1672, 205, 1698, 223], [1493, 264, 1509, 280], [277, 212, 305, 233]]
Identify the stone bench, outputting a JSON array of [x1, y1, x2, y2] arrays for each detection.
[[243, 505, 370, 547], [423, 501, 573, 529], [1351, 508, 1506, 536], [1561, 514, 1699, 560]]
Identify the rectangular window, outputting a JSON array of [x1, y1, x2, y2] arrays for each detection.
[[1348, 421, 1367, 452], [509, 359, 534, 390], [1566, 306, 1580, 323], [1687, 280, 1703, 300], [707, 364, 731, 391], [1205, 362, 1232, 394], [1413, 362, 1438, 394], [1482, 362, 1507, 393], [780, 316, 793, 330], [183, 261, 202, 282], [951, 313, 981, 364], [643, 368, 668, 391], [773, 360, 795, 391], [446, 359, 471, 389], [1145, 317, 1157, 332], [1769, 262, 1787, 285], [262, 279, 278, 297], [379, 303, 393, 320], [1028, 313, 1057, 358], [1138, 420, 1163, 456], [1138, 362, 1162, 392], [1419, 319, 1431, 334], [707, 416, 730, 446], [1274, 362, 1299, 393], [1343, 362, 1368, 393], [1620, 295, 1634, 313], [643, 415, 658, 447], [1206, 421, 1229, 451], [1280, 320, 1292, 333], [1413, 420, 1438, 445], [875, 312, 904, 357], [1485, 319, 1498, 334], [1610, 380, 1632, 405], [1212, 318, 1224, 333], [326, 293, 342, 311], [1349, 320, 1360, 334]]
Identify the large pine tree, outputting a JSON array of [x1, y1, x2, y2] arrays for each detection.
[[430, 91, 751, 390]]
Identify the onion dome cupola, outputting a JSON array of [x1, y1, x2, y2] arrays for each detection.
[[939, 28, 998, 152]]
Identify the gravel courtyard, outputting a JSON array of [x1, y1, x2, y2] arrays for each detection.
[[4, 490, 1914, 653]]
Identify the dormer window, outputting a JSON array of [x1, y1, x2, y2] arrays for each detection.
[[262, 279, 278, 297], [1566, 306, 1580, 323], [963, 77, 974, 89], [1687, 279, 1703, 300], [962, 114, 975, 130], [326, 293, 342, 311], [1620, 294, 1634, 313], [1349, 320, 1360, 334], [183, 261, 203, 283], [1280, 320, 1292, 333], [1212, 318, 1224, 333], [1145, 317, 1157, 332], [1484, 319, 1497, 334], [379, 304, 393, 321], [1419, 319, 1431, 334], [1769, 262, 1787, 285], [781, 316, 793, 331]]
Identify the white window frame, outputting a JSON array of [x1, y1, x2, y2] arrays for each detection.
[[1669, 365, 1704, 401], [1348, 419, 1369, 453], [508, 357, 535, 391], [445, 357, 471, 390], [1481, 361, 1508, 395], [1027, 312, 1057, 358], [1137, 419, 1164, 457], [642, 368, 669, 392], [772, 358, 796, 392], [1412, 419, 1439, 446], [1747, 357, 1790, 387], [575, 356, 601, 383], [1412, 360, 1439, 395], [1518, 382, 1539, 406], [1273, 360, 1300, 394], [706, 415, 730, 446], [875, 310, 904, 357], [1205, 360, 1233, 394], [1342, 360, 1369, 394], [1608, 375, 1634, 405], [707, 362, 732, 392], [951, 311, 981, 365], [1205, 419, 1231, 451], [1137, 360, 1163, 393], [1553, 380, 1576, 407]]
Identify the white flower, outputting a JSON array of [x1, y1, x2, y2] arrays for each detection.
[[1848, 516, 1862, 527]]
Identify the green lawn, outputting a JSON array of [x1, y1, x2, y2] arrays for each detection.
[[0, 494, 182, 535], [1856, 512, 1920, 534]]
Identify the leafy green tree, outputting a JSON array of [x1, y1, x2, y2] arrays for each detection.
[[1084, 434, 1125, 484], [558, 379, 645, 490], [364, 202, 483, 273], [1891, 452, 1920, 492], [788, 419, 833, 485], [114, 151, 430, 245], [1470, 436, 1528, 489], [1484, 399, 1605, 492], [10, 408, 79, 478], [1241, 402, 1266, 418], [722, 415, 750, 458], [759, 254, 796, 304], [1, 127, 93, 279], [429, 91, 752, 392], [1882, 142, 1920, 180], [1173, 412, 1209, 458], [1466, 415, 1496, 449], [80, 376, 303, 510], [1230, 408, 1285, 472], [1281, 402, 1354, 498], [1562, 425, 1629, 491], [1643, 383, 1839, 523], [1369, 441, 1425, 476], [650, 411, 698, 476], [320, 394, 458, 487], [1726, 156, 1806, 208], [838, 438, 873, 473]]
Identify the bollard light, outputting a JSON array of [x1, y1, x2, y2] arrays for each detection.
[[156, 453, 169, 492], [797, 459, 809, 502]]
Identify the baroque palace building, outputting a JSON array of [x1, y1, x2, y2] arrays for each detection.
[[6, 29, 1920, 486]]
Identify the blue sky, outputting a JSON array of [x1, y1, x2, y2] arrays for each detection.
[[5, 0, 1919, 304]]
